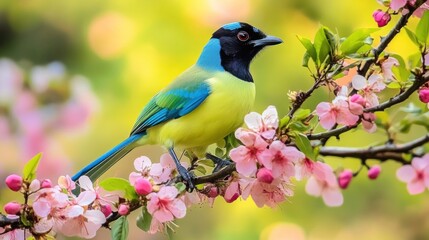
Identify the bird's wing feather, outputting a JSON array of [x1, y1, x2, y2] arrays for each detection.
[[130, 73, 212, 136]]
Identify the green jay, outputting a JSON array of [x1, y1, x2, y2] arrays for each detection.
[[72, 22, 282, 189]]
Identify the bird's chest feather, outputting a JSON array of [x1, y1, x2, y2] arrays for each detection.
[[152, 73, 255, 148]]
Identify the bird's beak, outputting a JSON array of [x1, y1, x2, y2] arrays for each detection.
[[250, 35, 283, 47]]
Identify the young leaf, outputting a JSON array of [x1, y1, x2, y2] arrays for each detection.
[[416, 11, 429, 44], [314, 27, 330, 65], [340, 28, 378, 55], [99, 177, 138, 200], [198, 159, 215, 167], [136, 206, 152, 232], [297, 36, 317, 64], [294, 133, 316, 160], [293, 109, 311, 121], [22, 153, 42, 181], [175, 182, 187, 193], [404, 27, 422, 48], [112, 216, 129, 240]]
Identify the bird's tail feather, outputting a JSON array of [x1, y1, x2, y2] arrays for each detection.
[[72, 133, 145, 182]]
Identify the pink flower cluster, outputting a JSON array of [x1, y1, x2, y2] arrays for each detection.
[[397, 154, 429, 194], [316, 69, 394, 133], [128, 155, 188, 233], [228, 106, 344, 207], [1, 175, 115, 239], [0, 59, 98, 180], [374, 0, 429, 26]]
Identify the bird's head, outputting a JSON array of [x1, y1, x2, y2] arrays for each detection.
[[197, 22, 283, 82]]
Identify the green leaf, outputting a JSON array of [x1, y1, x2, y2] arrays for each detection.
[[136, 206, 152, 232], [215, 147, 224, 157], [302, 52, 311, 67], [387, 82, 402, 89], [279, 116, 290, 129], [99, 177, 138, 200], [416, 11, 429, 44], [314, 27, 330, 65], [294, 133, 316, 160], [195, 165, 207, 174], [22, 153, 42, 181], [112, 216, 129, 240], [404, 27, 422, 47], [297, 36, 317, 64], [198, 159, 215, 167], [175, 182, 187, 193], [390, 53, 410, 82], [340, 28, 378, 55], [293, 109, 311, 121]]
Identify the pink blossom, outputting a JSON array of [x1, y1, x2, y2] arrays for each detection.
[[372, 9, 391, 27], [129, 156, 152, 185], [348, 94, 365, 115], [249, 180, 292, 208], [244, 105, 279, 139], [414, 1, 429, 17], [368, 165, 381, 179], [78, 176, 119, 210], [362, 112, 377, 133], [352, 74, 386, 107], [294, 158, 315, 181], [257, 168, 274, 184], [100, 204, 112, 217], [61, 208, 106, 239], [118, 204, 130, 215], [390, 0, 407, 10], [30, 62, 65, 93], [419, 87, 429, 103], [381, 57, 399, 80], [396, 154, 429, 194], [338, 170, 353, 189], [4, 202, 21, 215], [259, 141, 304, 179], [0, 229, 25, 240], [134, 177, 153, 195], [147, 186, 186, 223], [41, 179, 53, 188], [223, 180, 241, 203], [149, 154, 177, 184], [5, 174, 23, 192], [305, 162, 344, 207], [315, 100, 359, 130], [57, 175, 76, 192], [230, 129, 269, 176]]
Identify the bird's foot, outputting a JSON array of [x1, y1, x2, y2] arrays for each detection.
[[206, 153, 232, 173], [177, 165, 195, 191]]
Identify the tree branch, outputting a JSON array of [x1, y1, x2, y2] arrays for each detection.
[[319, 134, 429, 164]]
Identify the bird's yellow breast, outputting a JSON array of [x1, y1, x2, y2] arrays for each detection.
[[145, 72, 255, 149]]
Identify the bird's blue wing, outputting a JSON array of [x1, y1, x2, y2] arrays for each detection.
[[130, 77, 211, 136]]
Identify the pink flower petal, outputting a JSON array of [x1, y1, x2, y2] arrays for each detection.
[[351, 75, 367, 90], [390, 0, 407, 10], [67, 205, 84, 218], [322, 188, 344, 207], [76, 191, 96, 206], [78, 176, 94, 192], [305, 177, 322, 197], [33, 217, 53, 234], [407, 180, 426, 195], [396, 165, 417, 182], [158, 186, 178, 200], [167, 199, 186, 219], [412, 156, 429, 171], [33, 199, 51, 218], [133, 156, 152, 171], [154, 208, 174, 223], [244, 112, 263, 132], [84, 210, 106, 224]]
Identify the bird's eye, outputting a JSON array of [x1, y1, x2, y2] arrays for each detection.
[[237, 31, 250, 42]]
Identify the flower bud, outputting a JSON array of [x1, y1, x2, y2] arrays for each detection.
[[5, 174, 23, 192], [41, 179, 52, 188], [338, 170, 353, 189], [100, 204, 112, 217], [134, 178, 152, 195], [372, 9, 391, 27], [256, 168, 274, 184], [207, 187, 219, 198], [223, 181, 240, 203], [4, 202, 21, 215], [419, 88, 429, 103], [118, 204, 129, 216], [368, 165, 381, 180]]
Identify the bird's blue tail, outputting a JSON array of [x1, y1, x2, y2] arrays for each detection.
[[72, 133, 145, 182]]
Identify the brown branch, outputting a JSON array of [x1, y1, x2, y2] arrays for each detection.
[[357, 2, 421, 76], [319, 134, 429, 164]]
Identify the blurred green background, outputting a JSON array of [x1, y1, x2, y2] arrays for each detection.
[[1, 0, 428, 239]]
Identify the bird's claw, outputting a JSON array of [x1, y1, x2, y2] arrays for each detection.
[[206, 153, 232, 173], [177, 165, 195, 191]]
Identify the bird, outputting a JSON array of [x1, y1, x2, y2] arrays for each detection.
[[72, 22, 282, 189]]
